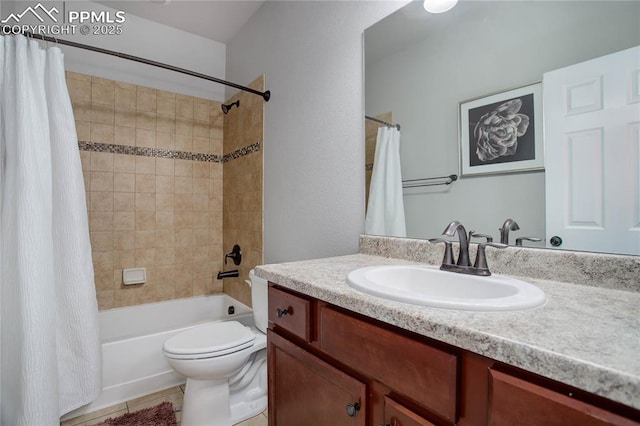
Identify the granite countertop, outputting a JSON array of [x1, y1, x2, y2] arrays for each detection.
[[255, 253, 640, 410]]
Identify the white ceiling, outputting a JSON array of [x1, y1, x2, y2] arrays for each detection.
[[96, 0, 264, 44]]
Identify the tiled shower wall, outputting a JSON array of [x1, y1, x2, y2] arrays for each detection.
[[222, 76, 265, 308], [67, 71, 225, 310]]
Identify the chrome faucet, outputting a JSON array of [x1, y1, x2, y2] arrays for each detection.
[[499, 219, 520, 244], [473, 242, 508, 275], [442, 220, 471, 267], [469, 230, 493, 243], [430, 221, 506, 276]]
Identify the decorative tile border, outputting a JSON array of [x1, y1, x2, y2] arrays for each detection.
[[78, 141, 261, 163], [222, 141, 262, 162]]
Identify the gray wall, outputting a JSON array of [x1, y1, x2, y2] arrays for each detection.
[[366, 1, 640, 243], [226, 1, 404, 263], [0, 0, 9, 19]]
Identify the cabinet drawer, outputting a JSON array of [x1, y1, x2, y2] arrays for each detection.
[[384, 396, 436, 426], [489, 369, 639, 426], [268, 286, 312, 342], [319, 306, 458, 423]]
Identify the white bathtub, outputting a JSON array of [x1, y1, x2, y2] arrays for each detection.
[[62, 294, 253, 420]]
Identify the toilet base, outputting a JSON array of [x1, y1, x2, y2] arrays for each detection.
[[230, 394, 267, 425], [180, 351, 268, 426], [229, 357, 268, 424], [182, 378, 229, 426], [180, 380, 267, 426]]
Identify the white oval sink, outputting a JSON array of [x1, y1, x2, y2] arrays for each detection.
[[346, 265, 546, 311]]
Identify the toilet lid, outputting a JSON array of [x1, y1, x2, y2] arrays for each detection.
[[163, 321, 255, 357]]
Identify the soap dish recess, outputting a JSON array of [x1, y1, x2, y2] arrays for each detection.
[[123, 268, 146, 285]]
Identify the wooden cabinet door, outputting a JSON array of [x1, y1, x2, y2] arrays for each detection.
[[268, 330, 367, 426], [383, 396, 436, 426], [489, 369, 639, 426]]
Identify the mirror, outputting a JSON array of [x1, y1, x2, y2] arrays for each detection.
[[364, 0, 640, 255]]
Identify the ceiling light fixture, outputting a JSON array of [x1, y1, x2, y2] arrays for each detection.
[[423, 0, 459, 14]]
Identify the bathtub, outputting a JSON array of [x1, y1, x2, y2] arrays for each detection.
[[62, 294, 253, 420]]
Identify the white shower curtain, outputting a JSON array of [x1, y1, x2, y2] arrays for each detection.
[[365, 126, 406, 237], [0, 35, 101, 425]]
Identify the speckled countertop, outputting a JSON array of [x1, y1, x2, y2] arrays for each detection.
[[255, 252, 640, 410]]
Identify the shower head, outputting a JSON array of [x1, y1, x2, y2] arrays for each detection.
[[221, 100, 240, 115]]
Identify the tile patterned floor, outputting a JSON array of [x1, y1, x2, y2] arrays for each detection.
[[60, 386, 268, 426]]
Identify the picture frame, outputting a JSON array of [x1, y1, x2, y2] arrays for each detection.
[[459, 82, 544, 177]]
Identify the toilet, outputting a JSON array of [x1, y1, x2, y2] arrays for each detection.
[[163, 270, 268, 426]]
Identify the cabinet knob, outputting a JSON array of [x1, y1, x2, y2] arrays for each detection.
[[345, 402, 360, 417], [276, 307, 290, 318]]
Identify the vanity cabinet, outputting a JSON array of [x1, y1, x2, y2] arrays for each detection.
[[267, 284, 640, 426]]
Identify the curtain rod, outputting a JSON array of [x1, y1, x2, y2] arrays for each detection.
[[2, 29, 271, 102], [365, 115, 400, 131]]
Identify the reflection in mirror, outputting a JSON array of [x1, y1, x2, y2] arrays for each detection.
[[364, 1, 640, 255]]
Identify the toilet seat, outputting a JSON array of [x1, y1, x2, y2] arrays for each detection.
[[163, 321, 256, 360]]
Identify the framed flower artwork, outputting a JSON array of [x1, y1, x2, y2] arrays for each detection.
[[459, 82, 544, 177]]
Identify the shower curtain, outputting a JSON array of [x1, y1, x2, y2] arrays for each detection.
[[365, 126, 406, 237], [0, 35, 101, 425]]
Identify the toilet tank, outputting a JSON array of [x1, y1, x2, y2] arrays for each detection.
[[249, 269, 268, 333]]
